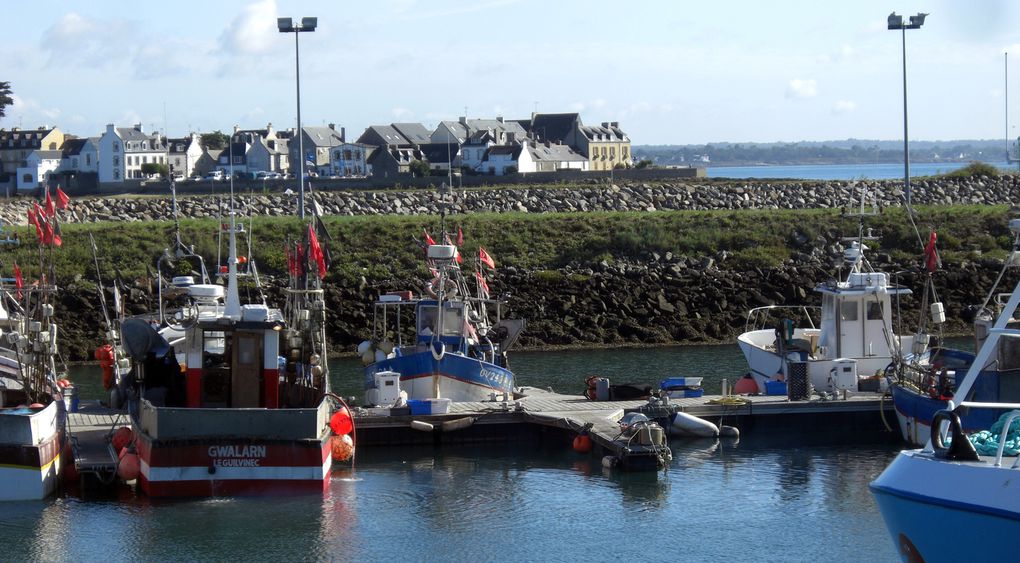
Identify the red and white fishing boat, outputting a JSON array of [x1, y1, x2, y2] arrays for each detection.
[[0, 197, 68, 501], [124, 191, 335, 498]]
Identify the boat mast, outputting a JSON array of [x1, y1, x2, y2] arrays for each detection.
[[224, 140, 241, 319]]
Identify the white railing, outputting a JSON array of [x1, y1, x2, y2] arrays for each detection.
[[743, 305, 820, 333]]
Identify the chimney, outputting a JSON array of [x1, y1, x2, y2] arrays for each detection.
[[496, 116, 504, 123], [233, 124, 240, 134], [610, 122, 619, 128], [135, 123, 144, 132], [106, 124, 115, 135], [266, 122, 274, 137], [328, 123, 335, 131], [340, 127, 346, 142], [601, 122, 609, 128], [459, 116, 467, 125]]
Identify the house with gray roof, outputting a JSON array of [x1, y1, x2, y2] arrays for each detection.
[[391, 123, 432, 146], [97, 123, 167, 182], [368, 146, 423, 179], [356, 125, 411, 149], [291, 125, 345, 176], [16, 149, 63, 192], [61, 137, 99, 175]]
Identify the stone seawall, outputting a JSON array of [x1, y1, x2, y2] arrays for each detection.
[[7, 175, 1020, 226]]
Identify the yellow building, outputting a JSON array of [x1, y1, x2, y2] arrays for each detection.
[[0, 127, 64, 180], [580, 122, 631, 171]]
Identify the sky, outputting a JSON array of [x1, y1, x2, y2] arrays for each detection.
[[3, 0, 1020, 145]]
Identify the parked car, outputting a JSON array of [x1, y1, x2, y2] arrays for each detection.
[[203, 171, 224, 181]]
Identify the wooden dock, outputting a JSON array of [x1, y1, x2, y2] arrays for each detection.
[[352, 387, 898, 470], [66, 401, 127, 487]]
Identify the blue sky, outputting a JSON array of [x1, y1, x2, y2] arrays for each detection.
[[3, 0, 1019, 144]]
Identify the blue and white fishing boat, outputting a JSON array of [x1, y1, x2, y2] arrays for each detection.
[[870, 221, 1020, 561], [361, 241, 524, 405]]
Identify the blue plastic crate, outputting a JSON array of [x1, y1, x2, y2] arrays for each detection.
[[660, 376, 703, 390], [765, 381, 787, 396], [407, 399, 430, 415]]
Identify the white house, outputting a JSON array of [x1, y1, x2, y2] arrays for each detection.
[[167, 134, 204, 178], [16, 150, 62, 191], [479, 145, 527, 176], [527, 141, 589, 172], [328, 142, 370, 177], [60, 137, 99, 174], [98, 124, 167, 182]]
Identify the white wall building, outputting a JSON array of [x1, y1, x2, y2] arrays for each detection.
[[16, 150, 62, 191], [98, 124, 167, 183]]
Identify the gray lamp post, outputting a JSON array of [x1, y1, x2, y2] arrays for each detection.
[[887, 12, 927, 206], [278, 16, 317, 219]]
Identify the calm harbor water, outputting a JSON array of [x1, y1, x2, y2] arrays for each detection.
[[708, 160, 1014, 180], [1, 343, 903, 562]]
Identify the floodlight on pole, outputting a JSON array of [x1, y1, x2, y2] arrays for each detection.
[[887, 12, 928, 206], [278, 16, 317, 219]]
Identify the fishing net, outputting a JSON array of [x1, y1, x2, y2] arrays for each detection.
[[968, 410, 1020, 456]]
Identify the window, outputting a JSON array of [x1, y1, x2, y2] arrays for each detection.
[[623, 147, 629, 159], [72, 157, 78, 167], [86, 154, 91, 166], [867, 302, 884, 320], [232, 156, 241, 164], [113, 156, 120, 166], [22, 174, 32, 184], [114, 170, 120, 180], [840, 301, 858, 321], [113, 142, 120, 152], [143, 156, 149, 164]]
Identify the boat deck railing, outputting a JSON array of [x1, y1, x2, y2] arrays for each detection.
[[744, 305, 820, 333]]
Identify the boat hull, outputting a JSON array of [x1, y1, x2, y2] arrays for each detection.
[[132, 399, 332, 498], [135, 435, 331, 498], [366, 350, 514, 403], [0, 401, 64, 501], [871, 450, 1020, 561]]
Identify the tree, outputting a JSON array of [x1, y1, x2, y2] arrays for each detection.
[[0, 82, 13, 119], [409, 159, 431, 178], [140, 162, 169, 178], [201, 130, 229, 150], [634, 159, 653, 169]]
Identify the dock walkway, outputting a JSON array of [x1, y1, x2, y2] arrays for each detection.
[[353, 387, 896, 470], [66, 401, 127, 485]]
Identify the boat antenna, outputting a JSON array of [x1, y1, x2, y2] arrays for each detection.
[[224, 138, 241, 318]]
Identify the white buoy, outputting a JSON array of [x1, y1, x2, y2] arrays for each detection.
[[410, 420, 434, 432], [720, 425, 740, 438], [357, 340, 373, 355], [670, 412, 720, 438], [441, 417, 475, 432]]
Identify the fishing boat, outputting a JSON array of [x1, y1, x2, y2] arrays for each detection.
[[0, 208, 67, 501], [870, 221, 1020, 561], [119, 180, 337, 497], [360, 190, 524, 404], [736, 185, 923, 397]]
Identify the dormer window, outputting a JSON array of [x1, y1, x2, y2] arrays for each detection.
[[142, 141, 148, 150]]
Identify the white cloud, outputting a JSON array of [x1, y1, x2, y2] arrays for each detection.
[[219, 0, 279, 57], [40, 13, 134, 67], [832, 100, 857, 114], [786, 78, 818, 99]]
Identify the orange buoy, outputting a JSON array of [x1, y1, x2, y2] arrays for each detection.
[[118, 446, 140, 481], [733, 376, 759, 395], [329, 408, 353, 435], [331, 434, 355, 462], [572, 433, 593, 453], [111, 426, 134, 452], [29, 403, 45, 409]]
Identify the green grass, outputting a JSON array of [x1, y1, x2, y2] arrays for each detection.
[[7, 204, 1014, 285]]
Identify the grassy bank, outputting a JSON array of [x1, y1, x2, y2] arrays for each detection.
[[15, 204, 1010, 285]]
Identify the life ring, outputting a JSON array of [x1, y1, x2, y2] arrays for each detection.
[[431, 341, 446, 361], [930, 409, 979, 461]]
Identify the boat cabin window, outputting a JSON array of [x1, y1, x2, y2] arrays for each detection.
[[418, 304, 466, 337], [840, 301, 858, 321], [821, 295, 835, 323], [867, 302, 884, 321]]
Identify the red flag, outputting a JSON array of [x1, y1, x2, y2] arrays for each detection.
[[13, 262, 22, 300], [456, 227, 464, 246], [475, 270, 490, 297], [45, 190, 55, 217], [55, 186, 70, 210], [308, 224, 327, 279], [27, 208, 38, 228], [50, 215, 62, 247], [423, 229, 436, 246], [923, 231, 938, 273], [285, 245, 297, 277], [479, 247, 495, 269]]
